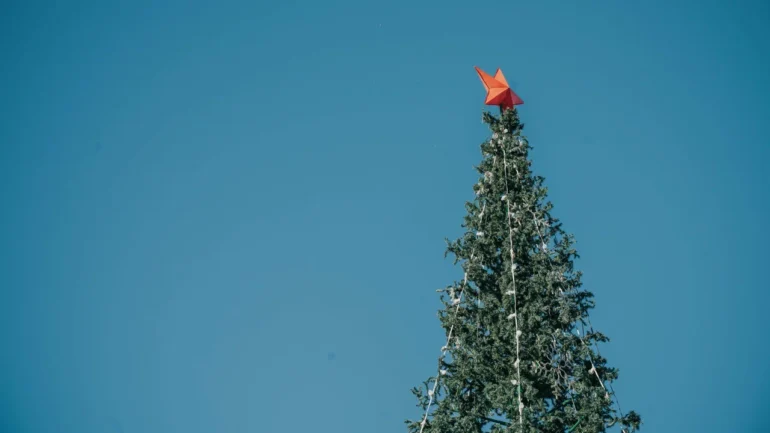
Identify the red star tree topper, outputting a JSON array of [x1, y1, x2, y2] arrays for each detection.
[[474, 66, 524, 110]]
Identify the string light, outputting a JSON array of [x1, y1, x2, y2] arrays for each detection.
[[417, 197, 488, 433], [531, 207, 632, 429], [418, 270, 468, 433], [583, 318, 629, 424], [502, 140, 525, 428], [420, 127, 526, 432]]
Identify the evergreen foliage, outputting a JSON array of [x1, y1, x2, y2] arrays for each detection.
[[406, 109, 641, 433]]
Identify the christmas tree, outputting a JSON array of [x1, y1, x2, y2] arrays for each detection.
[[406, 68, 642, 433]]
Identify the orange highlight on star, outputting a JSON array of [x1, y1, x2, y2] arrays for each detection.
[[474, 66, 523, 110]]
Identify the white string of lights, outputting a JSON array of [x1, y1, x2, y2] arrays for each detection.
[[506, 130, 621, 430], [419, 126, 522, 431], [418, 201, 486, 433], [501, 133, 525, 429], [581, 319, 628, 425], [418, 269, 466, 432], [530, 206, 629, 429]]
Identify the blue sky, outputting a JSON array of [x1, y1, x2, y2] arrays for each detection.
[[1, 1, 768, 432]]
